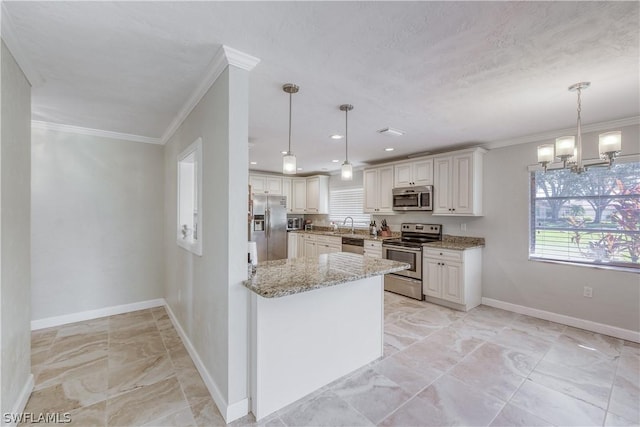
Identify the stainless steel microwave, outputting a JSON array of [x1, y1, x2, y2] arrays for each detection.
[[392, 186, 433, 211]]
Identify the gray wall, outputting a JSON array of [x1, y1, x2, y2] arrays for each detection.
[[374, 124, 640, 332], [1, 41, 32, 416], [164, 66, 249, 416], [30, 128, 165, 320]]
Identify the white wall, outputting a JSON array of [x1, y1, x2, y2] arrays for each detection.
[[1, 40, 32, 417], [375, 123, 639, 332], [30, 128, 165, 320], [164, 65, 249, 420]]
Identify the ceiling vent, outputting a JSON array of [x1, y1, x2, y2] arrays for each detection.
[[377, 127, 405, 137]]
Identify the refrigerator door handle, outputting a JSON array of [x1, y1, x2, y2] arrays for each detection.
[[266, 208, 270, 238]]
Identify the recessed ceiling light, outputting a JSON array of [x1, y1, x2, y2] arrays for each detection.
[[384, 148, 395, 152], [331, 159, 339, 163], [297, 167, 303, 171], [321, 168, 328, 171], [377, 127, 405, 137], [250, 161, 257, 165], [330, 134, 344, 140]]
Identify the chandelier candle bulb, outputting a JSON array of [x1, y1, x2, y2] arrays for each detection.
[[537, 144, 555, 164], [599, 131, 622, 156], [555, 136, 576, 159]]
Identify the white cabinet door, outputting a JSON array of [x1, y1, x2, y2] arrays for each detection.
[[304, 239, 316, 258], [413, 159, 433, 186], [433, 157, 452, 214], [378, 166, 395, 213], [292, 179, 307, 213], [282, 178, 292, 213], [452, 153, 473, 215], [394, 163, 413, 187], [423, 258, 442, 298], [432, 148, 484, 216], [266, 177, 283, 195], [250, 175, 266, 194], [287, 233, 297, 259], [306, 177, 320, 213], [442, 262, 463, 304], [297, 234, 306, 258], [363, 169, 379, 213], [364, 166, 394, 214]]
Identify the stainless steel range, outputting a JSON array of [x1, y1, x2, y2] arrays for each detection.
[[382, 223, 442, 300]]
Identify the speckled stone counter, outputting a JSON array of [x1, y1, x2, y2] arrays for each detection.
[[423, 235, 485, 250], [243, 252, 409, 298], [289, 229, 399, 242]]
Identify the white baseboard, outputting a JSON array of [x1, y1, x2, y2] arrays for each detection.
[[31, 298, 166, 330], [5, 374, 34, 427], [164, 304, 248, 423], [482, 297, 640, 343]]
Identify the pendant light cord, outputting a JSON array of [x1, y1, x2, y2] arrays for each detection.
[[344, 108, 349, 162], [288, 92, 292, 154]]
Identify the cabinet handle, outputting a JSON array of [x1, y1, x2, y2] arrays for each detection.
[[440, 253, 443, 255]]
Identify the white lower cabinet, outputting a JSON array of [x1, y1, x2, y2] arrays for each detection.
[[422, 247, 482, 311], [363, 240, 382, 258], [295, 233, 340, 259]]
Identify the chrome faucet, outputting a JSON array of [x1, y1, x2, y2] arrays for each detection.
[[343, 216, 354, 234]]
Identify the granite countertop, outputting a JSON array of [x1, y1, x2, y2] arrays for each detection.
[[423, 235, 485, 250], [243, 252, 409, 298], [289, 229, 398, 242]]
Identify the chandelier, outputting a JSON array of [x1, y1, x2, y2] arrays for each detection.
[[537, 82, 622, 173]]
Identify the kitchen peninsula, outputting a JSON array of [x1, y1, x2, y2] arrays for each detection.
[[243, 252, 409, 420]]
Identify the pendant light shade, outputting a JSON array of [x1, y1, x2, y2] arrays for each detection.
[[340, 104, 354, 181], [282, 84, 299, 175]]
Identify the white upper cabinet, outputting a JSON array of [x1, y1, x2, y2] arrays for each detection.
[[393, 158, 433, 187], [305, 175, 329, 214], [363, 165, 394, 214], [291, 178, 307, 213], [249, 173, 283, 195], [432, 148, 485, 216]]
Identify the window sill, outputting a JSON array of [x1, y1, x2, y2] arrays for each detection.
[[529, 256, 638, 274], [177, 238, 202, 256]]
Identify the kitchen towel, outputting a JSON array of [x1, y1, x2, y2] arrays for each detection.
[[248, 241, 258, 266]]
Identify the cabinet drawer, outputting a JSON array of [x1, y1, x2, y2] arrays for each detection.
[[423, 248, 463, 261], [315, 235, 341, 245], [364, 240, 382, 250]]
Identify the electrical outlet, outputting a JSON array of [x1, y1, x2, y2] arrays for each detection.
[[583, 286, 593, 298], [461, 223, 467, 231]]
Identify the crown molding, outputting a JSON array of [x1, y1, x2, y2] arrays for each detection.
[[485, 116, 640, 150], [1, 2, 45, 86], [160, 44, 260, 144], [31, 121, 163, 145], [221, 45, 260, 71]]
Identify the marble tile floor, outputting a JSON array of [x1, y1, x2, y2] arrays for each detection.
[[24, 294, 639, 426]]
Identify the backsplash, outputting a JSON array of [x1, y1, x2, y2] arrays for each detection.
[[372, 212, 484, 237]]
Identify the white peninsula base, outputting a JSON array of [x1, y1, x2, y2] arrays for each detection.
[[250, 275, 384, 420]]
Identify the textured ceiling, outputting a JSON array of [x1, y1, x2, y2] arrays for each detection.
[[3, 1, 639, 174]]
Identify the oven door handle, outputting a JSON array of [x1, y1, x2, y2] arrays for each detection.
[[382, 245, 423, 253]]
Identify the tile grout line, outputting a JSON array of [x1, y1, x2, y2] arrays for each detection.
[[602, 344, 623, 427]]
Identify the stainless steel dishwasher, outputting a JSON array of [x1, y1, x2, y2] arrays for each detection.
[[341, 237, 364, 254]]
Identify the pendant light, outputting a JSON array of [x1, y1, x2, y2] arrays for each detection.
[[537, 82, 622, 173], [282, 83, 299, 175], [340, 104, 354, 181]]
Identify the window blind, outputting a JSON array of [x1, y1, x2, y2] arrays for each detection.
[[329, 188, 371, 228], [529, 161, 639, 270]]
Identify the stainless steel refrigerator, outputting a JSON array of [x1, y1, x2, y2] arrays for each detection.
[[250, 195, 287, 262]]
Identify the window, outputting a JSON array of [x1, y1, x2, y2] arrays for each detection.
[[529, 161, 639, 270], [177, 137, 203, 256], [329, 187, 371, 228]]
